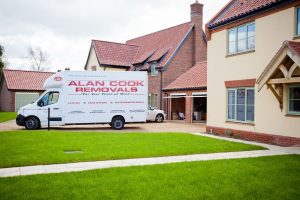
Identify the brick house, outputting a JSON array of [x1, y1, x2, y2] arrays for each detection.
[[206, 0, 300, 146], [84, 1, 207, 116], [0, 69, 53, 111]]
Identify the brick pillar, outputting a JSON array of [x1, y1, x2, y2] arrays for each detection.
[[185, 93, 192, 123]]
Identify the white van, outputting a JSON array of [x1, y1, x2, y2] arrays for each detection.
[[16, 71, 148, 130]]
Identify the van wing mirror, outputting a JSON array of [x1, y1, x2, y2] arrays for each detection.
[[37, 101, 44, 107]]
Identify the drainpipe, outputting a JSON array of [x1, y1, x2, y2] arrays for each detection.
[[160, 70, 163, 110]]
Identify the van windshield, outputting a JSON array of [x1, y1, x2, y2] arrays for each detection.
[[39, 92, 59, 106]]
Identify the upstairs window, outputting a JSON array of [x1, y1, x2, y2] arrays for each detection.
[[297, 7, 300, 36], [150, 63, 158, 76], [228, 22, 255, 54]]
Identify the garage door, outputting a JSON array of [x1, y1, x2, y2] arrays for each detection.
[[15, 92, 39, 111]]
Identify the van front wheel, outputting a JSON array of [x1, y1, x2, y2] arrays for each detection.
[[111, 117, 124, 130], [25, 117, 40, 130]]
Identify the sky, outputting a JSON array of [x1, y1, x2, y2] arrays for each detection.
[[0, 0, 228, 72]]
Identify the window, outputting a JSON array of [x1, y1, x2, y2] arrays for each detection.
[[227, 88, 254, 122], [296, 7, 300, 36], [38, 92, 59, 107], [148, 93, 158, 108], [228, 23, 255, 54], [288, 85, 300, 115], [150, 63, 158, 76]]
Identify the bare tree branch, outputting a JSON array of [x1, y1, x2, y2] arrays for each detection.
[[27, 46, 51, 71]]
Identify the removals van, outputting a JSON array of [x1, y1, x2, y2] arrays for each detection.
[[16, 71, 148, 130]]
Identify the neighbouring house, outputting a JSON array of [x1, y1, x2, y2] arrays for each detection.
[[206, 0, 300, 146], [84, 1, 207, 123], [163, 61, 207, 123], [0, 69, 53, 112]]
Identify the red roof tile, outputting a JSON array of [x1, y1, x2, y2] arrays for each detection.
[[93, 40, 139, 67], [287, 40, 300, 56], [126, 22, 194, 68], [163, 62, 207, 91], [133, 50, 155, 64], [148, 48, 170, 62], [3, 69, 53, 91], [208, 0, 285, 28]]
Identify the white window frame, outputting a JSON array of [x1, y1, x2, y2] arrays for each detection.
[[288, 84, 300, 115], [226, 87, 255, 123], [227, 22, 255, 55], [296, 7, 300, 36]]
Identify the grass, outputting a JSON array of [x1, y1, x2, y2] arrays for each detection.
[[0, 112, 16, 123], [0, 131, 265, 168], [0, 155, 299, 200]]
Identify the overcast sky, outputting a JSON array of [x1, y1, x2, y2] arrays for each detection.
[[0, 0, 228, 72]]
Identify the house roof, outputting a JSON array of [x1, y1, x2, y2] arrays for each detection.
[[92, 40, 140, 67], [3, 69, 53, 91], [207, 0, 290, 29], [163, 61, 207, 91], [88, 22, 195, 69], [127, 22, 194, 68]]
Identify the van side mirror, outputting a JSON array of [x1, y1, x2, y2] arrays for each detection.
[[37, 101, 44, 107]]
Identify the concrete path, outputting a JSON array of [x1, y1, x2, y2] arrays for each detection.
[[1, 133, 299, 177]]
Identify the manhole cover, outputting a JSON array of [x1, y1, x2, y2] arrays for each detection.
[[63, 150, 83, 154]]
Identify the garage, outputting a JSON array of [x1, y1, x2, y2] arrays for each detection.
[[0, 69, 53, 112], [15, 92, 40, 111], [163, 62, 207, 123]]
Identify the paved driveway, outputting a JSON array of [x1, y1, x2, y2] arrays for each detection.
[[0, 120, 206, 133]]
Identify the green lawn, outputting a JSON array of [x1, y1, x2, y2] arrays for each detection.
[[0, 155, 299, 200], [0, 112, 16, 123], [0, 131, 265, 168]]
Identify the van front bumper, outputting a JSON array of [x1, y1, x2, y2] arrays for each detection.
[[16, 114, 25, 126]]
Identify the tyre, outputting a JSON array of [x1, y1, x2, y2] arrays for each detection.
[[25, 117, 40, 130], [155, 114, 164, 123], [111, 117, 125, 130]]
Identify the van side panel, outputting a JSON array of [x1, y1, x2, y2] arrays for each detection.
[[60, 71, 148, 124]]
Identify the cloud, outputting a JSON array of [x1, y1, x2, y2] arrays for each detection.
[[0, 0, 228, 71]]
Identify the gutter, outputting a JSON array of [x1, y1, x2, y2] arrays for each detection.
[[207, 0, 295, 30], [163, 86, 207, 92]]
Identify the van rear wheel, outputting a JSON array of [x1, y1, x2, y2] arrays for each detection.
[[111, 117, 124, 130], [25, 117, 40, 130]]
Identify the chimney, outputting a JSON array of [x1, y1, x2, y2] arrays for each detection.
[[190, 1, 205, 63]]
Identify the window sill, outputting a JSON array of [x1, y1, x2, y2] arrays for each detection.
[[226, 50, 255, 58], [293, 35, 300, 40], [285, 114, 300, 117], [225, 120, 255, 126]]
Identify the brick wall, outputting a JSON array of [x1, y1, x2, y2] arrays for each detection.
[[0, 79, 14, 111], [206, 125, 300, 146]]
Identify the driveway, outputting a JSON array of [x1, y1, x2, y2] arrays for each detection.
[[0, 120, 206, 133]]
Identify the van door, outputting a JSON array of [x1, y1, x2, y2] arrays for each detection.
[[37, 90, 63, 127]]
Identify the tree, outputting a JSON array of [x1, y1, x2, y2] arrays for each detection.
[[0, 45, 5, 80], [27, 46, 51, 71]]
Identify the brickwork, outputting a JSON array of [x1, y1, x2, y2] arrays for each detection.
[[0, 79, 14, 111], [225, 79, 256, 88], [146, 2, 207, 111], [206, 126, 300, 146]]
